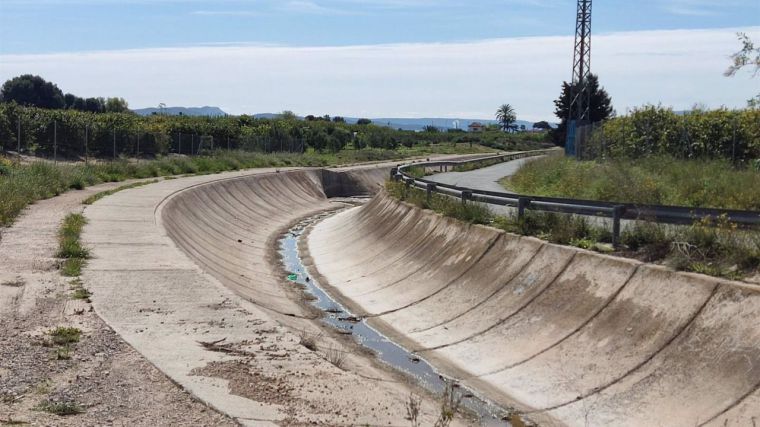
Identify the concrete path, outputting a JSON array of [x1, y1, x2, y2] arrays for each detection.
[[0, 178, 235, 426], [426, 157, 539, 193]]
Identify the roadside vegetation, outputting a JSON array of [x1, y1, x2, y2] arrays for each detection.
[[56, 213, 89, 277], [505, 155, 760, 210], [387, 180, 760, 281], [0, 143, 492, 228]]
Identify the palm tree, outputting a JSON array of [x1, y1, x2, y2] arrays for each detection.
[[496, 104, 517, 132]]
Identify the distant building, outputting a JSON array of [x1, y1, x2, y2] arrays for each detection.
[[468, 122, 486, 133]]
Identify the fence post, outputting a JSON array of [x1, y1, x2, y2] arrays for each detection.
[[84, 125, 89, 165], [191, 134, 195, 155], [53, 120, 58, 164], [136, 128, 140, 162], [461, 190, 472, 205], [518, 197, 530, 221], [732, 117, 737, 163], [113, 128, 116, 160], [16, 118, 21, 159], [426, 183, 436, 203], [178, 133, 182, 155], [612, 205, 626, 248]]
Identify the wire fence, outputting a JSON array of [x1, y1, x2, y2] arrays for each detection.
[[574, 114, 757, 163], [2, 119, 308, 162]]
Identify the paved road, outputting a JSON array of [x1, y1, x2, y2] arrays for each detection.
[[426, 156, 539, 193]]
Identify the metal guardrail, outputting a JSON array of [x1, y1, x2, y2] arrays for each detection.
[[392, 149, 760, 247]]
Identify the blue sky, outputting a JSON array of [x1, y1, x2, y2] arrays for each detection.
[[1, 0, 758, 53], [0, 1, 758, 120]]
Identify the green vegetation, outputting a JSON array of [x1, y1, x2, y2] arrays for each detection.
[[82, 179, 160, 205], [386, 180, 491, 225], [495, 104, 517, 132], [582, 106, 760, 161], [49, 327, 81, 345], [57, 213, 89, 277], [506, 155, 760, 210], [1, 74, 127, 113], [387, 180, 760, 280], [0, 144, 490, 228], [0, 103, 529, 159], [35, 401, 83, 416], [550, 73, 614, 146]]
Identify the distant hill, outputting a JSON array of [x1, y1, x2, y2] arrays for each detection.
[[132, 107, 554, 130], [133, 106, 227, 117], [345, 117, 540, 131]]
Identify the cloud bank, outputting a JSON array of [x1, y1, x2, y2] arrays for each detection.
[[0, 27, 757, 121]]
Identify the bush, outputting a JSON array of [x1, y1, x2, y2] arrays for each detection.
[[585, 106, 760, 161]]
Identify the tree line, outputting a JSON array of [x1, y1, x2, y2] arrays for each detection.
[[0, 74, 130, 113]]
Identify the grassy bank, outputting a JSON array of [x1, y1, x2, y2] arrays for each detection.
[[386, 180, 760, 281], [505, 155, 760, 210], [0, 143, 493, 227]]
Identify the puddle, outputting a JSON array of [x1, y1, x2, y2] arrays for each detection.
[[279, 210, 514, 427]]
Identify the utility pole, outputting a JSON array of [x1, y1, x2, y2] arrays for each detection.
[[566, 0, 593, 157]]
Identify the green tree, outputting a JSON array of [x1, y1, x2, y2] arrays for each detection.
[[533, 121, 551, 130], [0, 75, 65, 109], [495, 104, 517, 132], [551, 74, 614, 146], [105, 97, 130, 113], [357, 118, 372, 125]]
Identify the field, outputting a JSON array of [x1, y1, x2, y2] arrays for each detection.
[[504, 155, 760, 210]]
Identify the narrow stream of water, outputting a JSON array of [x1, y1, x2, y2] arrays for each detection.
[[279, 210, 513, 426]]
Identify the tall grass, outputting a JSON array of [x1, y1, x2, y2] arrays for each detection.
[[0, 144, 491, 227], [386, 180, 760, 280], [506, 155, 760, 210], [385, 180, 492, 225]]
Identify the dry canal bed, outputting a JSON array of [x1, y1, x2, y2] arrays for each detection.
[[281, 210, 517, 426]]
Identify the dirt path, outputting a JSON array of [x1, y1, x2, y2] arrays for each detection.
[[0, 180, 235, 426]]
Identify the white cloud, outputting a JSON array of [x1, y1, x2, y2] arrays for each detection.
[[0, 27, 757, 121]]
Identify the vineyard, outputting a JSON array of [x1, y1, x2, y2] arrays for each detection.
[[580, 106, 760, 163], [0, 104, 551, 159]]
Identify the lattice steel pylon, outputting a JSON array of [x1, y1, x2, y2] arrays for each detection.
[[566, 0, 593, 156]]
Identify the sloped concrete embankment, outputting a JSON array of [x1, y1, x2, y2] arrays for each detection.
[[85, 166, 478, 426], [304, 192, 760, 426]]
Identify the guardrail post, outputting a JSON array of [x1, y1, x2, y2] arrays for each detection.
[[612, 205, 626, 248], [426, 183, 436, 202], [393, 173, 402, 182], [390, 167, 398, 179], [405, 177, 414, 187], [461, 190, 472, 205], [518, 197, 531, 221]]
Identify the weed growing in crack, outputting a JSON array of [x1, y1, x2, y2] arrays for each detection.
[[433, 380, 463, 427], [49, 327, 81, 345], [298, 331, 319, 351], [405, 393, 422, 427], [325, 346, 346, 370], [35, 401, 84, 416]]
